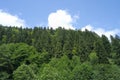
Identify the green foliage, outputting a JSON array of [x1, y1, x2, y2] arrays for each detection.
[[35, 50, 50, 66], [0, 25, 120, 79], [94, 40, 109, 63], [111, 35, 120, 65], [89, 52, 98, 65], [101, 35, 111, 56], [0, 43, 39, 79], [0, 71, 10, 80], [13, 64, 37, 80], [38, 64, 62, 80], [70, 55, 81, 70], [92, 64, 120, 80], [11, 43, 38, 65], [72, 62, 93, 80], [48, 55, 72, 80], [0, 44, 14, 73]]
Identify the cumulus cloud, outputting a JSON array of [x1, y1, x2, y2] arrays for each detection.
[[82, 25, 120, 40], [48, 9, 76, 30], [0, 10, 26, 27]]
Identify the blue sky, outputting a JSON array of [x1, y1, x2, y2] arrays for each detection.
[[0, 0, 120, 37]]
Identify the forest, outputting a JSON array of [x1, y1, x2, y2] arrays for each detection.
[[0, 25, 120, 80]]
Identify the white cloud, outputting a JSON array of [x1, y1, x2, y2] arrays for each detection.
[[82, 25, 120, 40], [81, 25, 93, 31], [0, 9, 26, 27], [48, 9, 76, 30]]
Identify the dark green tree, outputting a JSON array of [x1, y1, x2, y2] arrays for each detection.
[[111, 35, 120, 65], [94, 40, 108, 63], [101, 35, 111, 57]]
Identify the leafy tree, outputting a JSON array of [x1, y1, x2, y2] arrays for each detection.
[[11, 43, 39, 66], [38, 64, 62, 80], [13, 64, 37, 80], [0, 43, 39, 79], [70, 55, 81, 70], [35, 50, 51, 66], [0, 44, 14, 74], [49, 55, 72, 80], [0, 71, 10, 80], [72, 62, 93, 80], [89, 52, 98, 65]]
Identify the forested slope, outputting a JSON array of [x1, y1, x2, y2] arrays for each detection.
[[0, 25, 120, 80]]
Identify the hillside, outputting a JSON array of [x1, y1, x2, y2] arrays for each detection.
[[0, 25, 120, 80]]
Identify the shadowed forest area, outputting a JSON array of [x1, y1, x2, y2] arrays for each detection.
[[0, 25, 120, 80]]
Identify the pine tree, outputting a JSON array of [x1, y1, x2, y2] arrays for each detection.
[[94, 40, 108, 64]]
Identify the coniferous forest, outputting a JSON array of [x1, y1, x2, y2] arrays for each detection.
[[0, 25, 120, 80]]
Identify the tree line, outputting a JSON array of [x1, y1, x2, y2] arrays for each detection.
[[0, 25, 120, 80]]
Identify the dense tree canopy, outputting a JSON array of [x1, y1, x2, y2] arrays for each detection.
[[0, 25, 120, 80]]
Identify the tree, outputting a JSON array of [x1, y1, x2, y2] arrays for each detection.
[[94, 40, 108, 64], [13, 64, 37, 80], [70, 55, 81, 70], [0, 71, 10, 80], [0, 43, 39, 79], [63, 30, 74, 59], [35, 50, 51, 66], [49, 55, 72, 80], [89, 52, 98, 65], [11, 43, 39, 66], [101, 35, 111, 57], [0, 44, 14, 74], [53, 28, 66, 58], [38, 64, 62, 80], [72, 62, 93, 80], [92, 64, 120, 80], [111, 35, 120, 65]]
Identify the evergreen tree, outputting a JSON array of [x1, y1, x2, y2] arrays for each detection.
[[94, 40, 108, 63], [111, 35, 120, 65], [101, 35, 111, 57]]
